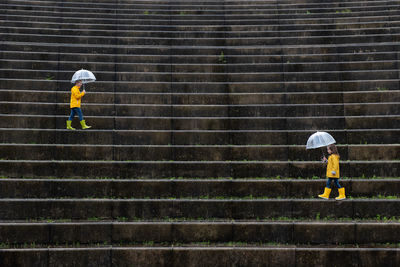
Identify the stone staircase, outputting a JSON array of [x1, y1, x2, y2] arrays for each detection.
[[1, 0, 400, 266]]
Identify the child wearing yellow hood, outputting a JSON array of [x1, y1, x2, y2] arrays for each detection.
[[318, 144, 346, 200], [66, 80, 91, 130]]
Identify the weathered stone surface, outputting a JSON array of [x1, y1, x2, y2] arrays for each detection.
[[112, 248, 172, 267], [49, 248, 111, 267], [0, 249, 49, 267]]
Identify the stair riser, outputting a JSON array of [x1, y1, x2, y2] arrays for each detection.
[[0, 161, 399, 178], [0, 223, 399, 245], [0, 199, 399, 219], [3, 33, 400, 46], [1, 116, 399, 130], [2, 9, 400, 21], [0, 248, 398, 267], [2, 51, 398, 64], [3, 20, 400, 33], [1, 179, 398, 198], [2, 42, 399, 55], [3, 60, 399, 73], [2, 70, 398, 83], [3, 26, 399, 38], [2, 103, 399, 117], [0, 145, 398, 161], [1, 90, 399, 104], [1, 129, 397, 145]]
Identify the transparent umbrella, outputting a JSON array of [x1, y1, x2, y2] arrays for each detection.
[[306, 131, 336, 150], [71, 69, 96, 84]]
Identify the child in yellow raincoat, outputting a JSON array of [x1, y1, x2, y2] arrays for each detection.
[[66, 80, 91, 130], [318, 144, 346, 200]]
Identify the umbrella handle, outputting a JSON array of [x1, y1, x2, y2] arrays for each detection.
[[321, 149, 327, 162]]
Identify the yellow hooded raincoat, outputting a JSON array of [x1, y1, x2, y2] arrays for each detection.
[[70, 85, 85, 108], [326, 154, 340, 178]]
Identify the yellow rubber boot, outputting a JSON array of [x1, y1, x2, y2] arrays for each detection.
[[318, 187, 331, 200], [66, 120, 75, 130], [80, 120, 91, 129], [336, 187, 346, 200]]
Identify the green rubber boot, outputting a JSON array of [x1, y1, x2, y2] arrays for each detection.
[[80, 120, 91, 129], [66, 120, 75, 130]]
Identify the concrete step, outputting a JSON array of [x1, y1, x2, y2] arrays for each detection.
[[4, 0, 397, 7], [2, 59, 400, 73], [0, 128, 397, 145], [2, 5, 399, 20], [1, 50, 399, 64], [0, 198, 400, 220], [0, 90, 399, 105], [0, 114, 399, 130], [1, 221, 400, 246], [2, 4, 398, 15], [1, 69, 399, 83], [1, 1, 395, 12], [3, 11, 399, 26], [1, 79, 399, 93], [2, 25, 400, 38], [0, 246, 399, 267], [4, 19, 400, 32], [1, 179, 399, 198], [0, 160, 399, 178], [1, 143, 398, 161], [3, 32, 400, 46], [2, 40, 398, 56], [2, 102, 399, 117]]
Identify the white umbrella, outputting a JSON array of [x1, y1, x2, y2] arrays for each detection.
[[306, 131, 336, 150], [71, 69, 96, 84]]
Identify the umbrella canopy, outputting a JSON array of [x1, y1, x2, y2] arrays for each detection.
[[306, 131, 336, 150], [71, 69, 96, 84]]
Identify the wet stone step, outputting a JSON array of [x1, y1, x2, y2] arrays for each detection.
[[1, 26, 398, 39], [0, 221, 400, 245], [2, 8, 399, 21], [3, 33, 400, 46], [2, 41, 399, 56], [0, 198, 400, 220], [0, 247, 399, 267], [2, 60, 400, 73], [1, 69, 399, 83], [0, 179, 399, 198], [0, 114, 399, 130], [1, 78, 397, 94], [0, 128, 398, 145], [0, 143, 398, 161], [0, 160, 399, 178], [1, 90, 399, 105], [1, 50, 399, 64], [1, 102, 399, 117], [4, 21, 400, 34]]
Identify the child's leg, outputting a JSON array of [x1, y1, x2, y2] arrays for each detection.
[[326, 178, 333, 188], [75, 108, 84, 121], [332, 178, 342, 188], [68, 108, 76, 121]]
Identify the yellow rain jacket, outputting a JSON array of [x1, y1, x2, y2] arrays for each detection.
[[326, 154, 340, 178], [70, 85, 85, 108]]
